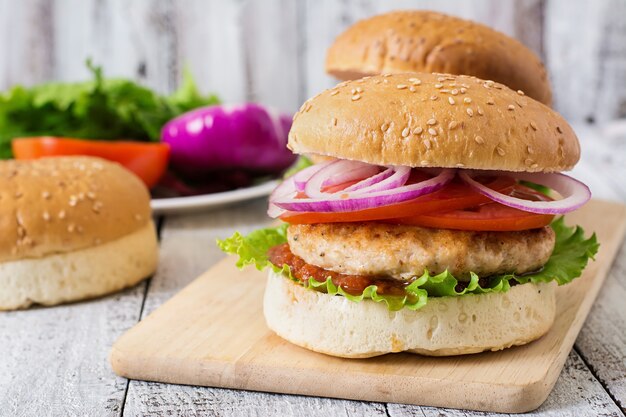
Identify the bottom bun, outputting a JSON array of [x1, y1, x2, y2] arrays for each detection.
[[263, 270, 556, 358], [0, 222, 158, 310]]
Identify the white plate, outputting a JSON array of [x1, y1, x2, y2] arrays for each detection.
[[151, 180, 278, 215]]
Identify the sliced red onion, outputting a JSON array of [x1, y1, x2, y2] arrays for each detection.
[[343, 167, 395, 192], [267, 176, 297, 217], [459, 171, 591, 214], [304, 160, 380, 198], [347, 166, 410, 195], [293, 162, 331, 192], [271, 169, 455, 213]]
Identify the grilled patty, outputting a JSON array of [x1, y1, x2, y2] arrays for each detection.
[[287, 223, 555, 281]]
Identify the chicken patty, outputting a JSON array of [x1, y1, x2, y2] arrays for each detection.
[[287, 223, 555, 281]]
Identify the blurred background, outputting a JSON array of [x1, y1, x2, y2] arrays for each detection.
[[1, 0, 625, 124]]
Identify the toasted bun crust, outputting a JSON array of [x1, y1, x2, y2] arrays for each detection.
[[0, 157, 152, 262], [326, 10, 551, 105], [0, 221, 158, 310], [289, 73, 579, 172], [264, 271, 556, 358]]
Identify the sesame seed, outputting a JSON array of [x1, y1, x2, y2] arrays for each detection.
[[531, 163, 539, 169], [437, 76, 446, 82], [330, 90, 339, 96], [355, 87, 363, 93], [477, 107, 484, 115], [463, 97, 472, 104], [67, 223, 76, 233], [456, 163, 465, 168], [331, 117, 337, 126], [430, 95, 438, 101], [451, 89, 459, 95], [556, 126, 563, 133], [69, 196, 78, 207], [460, 88, 467, 94], [424, 138, 432, 149], [397, 84, 408, 90], [448, 121, 459, 130], [496, 146, 506, 156], [428, 128, 438, 136], [448, 97, 456, 105], [41, 191, 51, 199], [508, 104, 515, 111], [58, 210, 66, 219], [409, 86, 416, 92], [427, 118, 437, 126], [402, 127, 410, 138], [351, 94, 361, 101], [517, 90, 525, 96], [383, 79, 389, 84], [435, 83, 443, 89], [381, 123, 389, 132], [527, 145, 534, 154], [466, 108, 474, 117], [351, 88, 356, 94], [383, 73, 392, 77], [92, 201, 103, 213], [474, 135, 484, 144], [525, 158, 535, 166], [409, 78, 421, 85], [530, 121, 538, 130], [486, 98, 495, 105], [413, 127, 423, 135]]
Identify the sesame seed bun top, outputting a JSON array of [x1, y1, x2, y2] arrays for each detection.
[[288, 73, 579, 172], [326, 10, 552, 106], [0, 156, 152, 263]]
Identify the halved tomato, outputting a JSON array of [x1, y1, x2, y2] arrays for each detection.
[[280, 176, 516, 224], [12, 137, 170, 188], [388, 185, 554, 231]]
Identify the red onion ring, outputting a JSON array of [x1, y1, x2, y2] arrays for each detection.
[[293, 161, 332, 192], [271, 168, 455, 213], [267, 176, 297, 217], [459, 171, 591, 214], [304, 160, 380, 198], [347, 166, 410, 194]]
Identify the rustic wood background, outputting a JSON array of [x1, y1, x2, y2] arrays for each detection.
[[1, 0, 625, 125]]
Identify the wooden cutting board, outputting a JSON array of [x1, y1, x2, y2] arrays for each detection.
[[110, 199, 626, 413]]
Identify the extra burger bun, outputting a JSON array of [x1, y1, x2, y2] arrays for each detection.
[[0, 157, 158, 310], [326, 10, 552, 105], [264, 270, 556, 358], [289, 73, 580, 172]]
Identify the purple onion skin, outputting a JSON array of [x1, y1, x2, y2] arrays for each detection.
[[161, 103, 296, 179]]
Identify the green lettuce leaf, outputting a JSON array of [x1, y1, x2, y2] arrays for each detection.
[[0, 60, 219, 159], [217, 217, 599, 311]]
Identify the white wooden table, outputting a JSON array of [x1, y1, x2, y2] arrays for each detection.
[[1, 125, 625, 417]]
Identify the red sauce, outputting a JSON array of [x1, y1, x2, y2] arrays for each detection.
[[267, 243, 410, 296]]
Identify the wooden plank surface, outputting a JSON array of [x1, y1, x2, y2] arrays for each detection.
[[111, 200, 626, 414], [2, 0, 626, 122]]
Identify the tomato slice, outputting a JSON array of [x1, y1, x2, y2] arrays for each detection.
[[12, 137, 170, 188], [388, 185, 555, 231], [280, 176, 516, 224]]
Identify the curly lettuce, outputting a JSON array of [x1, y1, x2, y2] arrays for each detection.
[[217, 217, 598, 311]]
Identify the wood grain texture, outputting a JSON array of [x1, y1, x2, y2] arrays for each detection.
[[0, 283, 147, 417], [111, 200, 626, 414], [1, 0, 626, 121]]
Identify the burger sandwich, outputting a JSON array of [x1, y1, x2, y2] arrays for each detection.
[[326, 10, 552, 106], [219, 73, 598, 358]]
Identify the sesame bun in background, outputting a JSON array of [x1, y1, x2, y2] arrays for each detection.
[[290, 73, 579, 172], [0, 157, 158, 310], [326, 10, 552, 106]]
